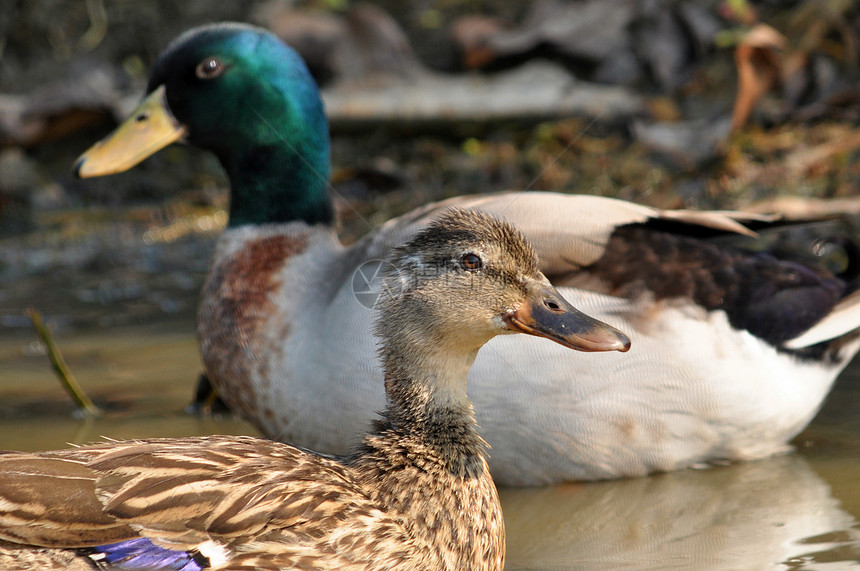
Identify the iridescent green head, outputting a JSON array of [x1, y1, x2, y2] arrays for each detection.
[[75, 23, 333, 227]]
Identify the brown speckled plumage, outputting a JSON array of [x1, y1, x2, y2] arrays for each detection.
[[0, 209, 629, 570], [0, 541, 95, 570]]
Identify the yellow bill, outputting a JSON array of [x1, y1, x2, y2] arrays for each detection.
[[74, 85, 186, 178]]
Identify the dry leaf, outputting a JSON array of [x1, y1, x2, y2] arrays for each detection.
[[730, 24, 787, 133]]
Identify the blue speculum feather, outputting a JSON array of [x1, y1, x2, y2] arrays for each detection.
[[93, 538, 205, 570]]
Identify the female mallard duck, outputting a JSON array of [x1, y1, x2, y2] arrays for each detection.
[[75, 22, 860, 486], [0, 210, 630, 570]]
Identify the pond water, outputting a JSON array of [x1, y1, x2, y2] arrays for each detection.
[[1, 216, 859, 570]]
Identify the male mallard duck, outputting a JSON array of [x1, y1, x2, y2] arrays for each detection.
[[75, 23, 860, 486], [0, 210, 630, 570]]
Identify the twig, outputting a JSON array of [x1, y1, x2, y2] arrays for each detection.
[[79, 0, 107, 52], [25, 308, 102, 417]]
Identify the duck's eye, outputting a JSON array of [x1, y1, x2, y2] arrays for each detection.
[[196, 57, 225, 80], [460, 253, 483, 271]]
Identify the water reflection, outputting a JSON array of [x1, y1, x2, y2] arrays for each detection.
[[501, 454, 860, 570]]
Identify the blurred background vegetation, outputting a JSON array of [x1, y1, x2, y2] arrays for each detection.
[[3, 0, 860, 337]]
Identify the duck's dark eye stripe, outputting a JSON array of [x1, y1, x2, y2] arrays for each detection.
[[196, 57, 225, 80], [460, 253, 483, 271]]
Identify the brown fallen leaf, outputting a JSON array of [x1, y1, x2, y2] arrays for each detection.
[[450, 15, 508, 69], [730, 24, 787, 133]]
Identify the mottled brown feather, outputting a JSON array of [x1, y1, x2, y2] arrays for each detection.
[[0, 209, 546, 570]]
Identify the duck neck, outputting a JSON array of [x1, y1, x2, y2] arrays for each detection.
[[360, 337, 504, 571], [220, 139, 334, 229], [373, 335, 488, 477]]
